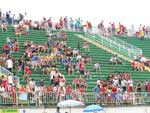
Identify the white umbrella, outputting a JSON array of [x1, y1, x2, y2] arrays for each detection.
[[57, 100, 84, 113]]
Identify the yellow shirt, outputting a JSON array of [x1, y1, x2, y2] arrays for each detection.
[[140, 31, 144, 36], [116, 27, 120, 32]]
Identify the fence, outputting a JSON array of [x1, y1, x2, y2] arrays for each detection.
[[0, 92, 150, 107], [0, 66, 20, 84], [0, 66, 13, 76], [85, 28, 142, 60], [46, 24, 143, 60]]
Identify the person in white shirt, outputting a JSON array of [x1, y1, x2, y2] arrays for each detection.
[[76, 54, 81, 61], [8, 74, 14, 85], [6, 58, 13, 72], [0, 86, 5, 93], [29, 79, 36, 90], [50, 69, 56, 83], [73, 48, 79, 57], [94, 62, 100, 73], [96, 79, 101, 86], [140, 56, 146, 63], [13, 14, 19, 24], [121, 79, 127, 92], [113, 76, 119, 86], [0, 86, 5, 97]]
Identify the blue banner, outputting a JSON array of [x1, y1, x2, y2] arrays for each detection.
[[19, 93, 27, 100]]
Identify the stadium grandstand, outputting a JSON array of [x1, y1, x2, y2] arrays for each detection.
[[0, 7, 150, 113]]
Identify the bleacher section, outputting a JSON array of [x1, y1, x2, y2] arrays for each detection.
[[0, 27, 150, 92], [115, 36, 150, 57], [65, 32, 150, 91], [0, 27, 48, 85]]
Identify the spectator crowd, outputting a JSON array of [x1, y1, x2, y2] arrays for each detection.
[[0, 9, 149, 107]]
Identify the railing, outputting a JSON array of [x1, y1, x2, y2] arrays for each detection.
[[46, 24, 142, 60], [0, 66, 20, 84], [0, 66, 13, 76], [85, 28, 142, 59], [1, 92, 150, 107]]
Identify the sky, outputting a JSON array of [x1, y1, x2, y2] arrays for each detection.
[[0, 0, 149, 29]]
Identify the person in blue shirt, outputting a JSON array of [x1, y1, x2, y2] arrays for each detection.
[[93, 85, 100, 104], [69, 17, 74, 30], [31, 55, 39, 71]]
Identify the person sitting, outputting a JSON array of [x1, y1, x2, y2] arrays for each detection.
[[110, 55, 122, 64], [1, 23, 7, 32], [14, 27, 21, 37], [83, 42, 89, 52], [131, 60, 138, 70], [44, 66, 52, 75], [137, 62, 145, 71], [146, 59, 150, 66], [55, 23, 62, 29], [13, 39, 19, 52], [68, 64, 74, 75], [84, 69, 91, 79], [73, 48, 79, 57], [139, 56, 146, 64], [3, 44, 10, 54], [110, 56, 117, 64]]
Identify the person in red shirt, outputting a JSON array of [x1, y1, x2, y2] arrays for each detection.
[[1, 75, 8, 89], [48, 17, 52, 28], [46, 86, 53, 94], [100, 86, 106, 105], [147, 82, 150, 92], [131, 60, 137, 70], [65, 85, 72, 100], [79, 62, 85, 78], [72, 77, 79, 89], [143, 25, 146, 33], [24, 65, 31, 81], [13, 39, 19, 52], [34, 42, 39, 52], [60, 17, 63, 28], [7, 83, 13, 96], [3, 44, 10, 54], [12, 85, 17, 104], [66, 85, 72, 95], [79, 87, 86, 101], [1, 52, 7, 60], [19, 85, 26, 93], [111, 86, 117, 103], [83, 42, 89, 52], [146, 59, 150, 66]]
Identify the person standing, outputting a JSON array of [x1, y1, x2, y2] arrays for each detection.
[[6, 56, 13, 72]]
